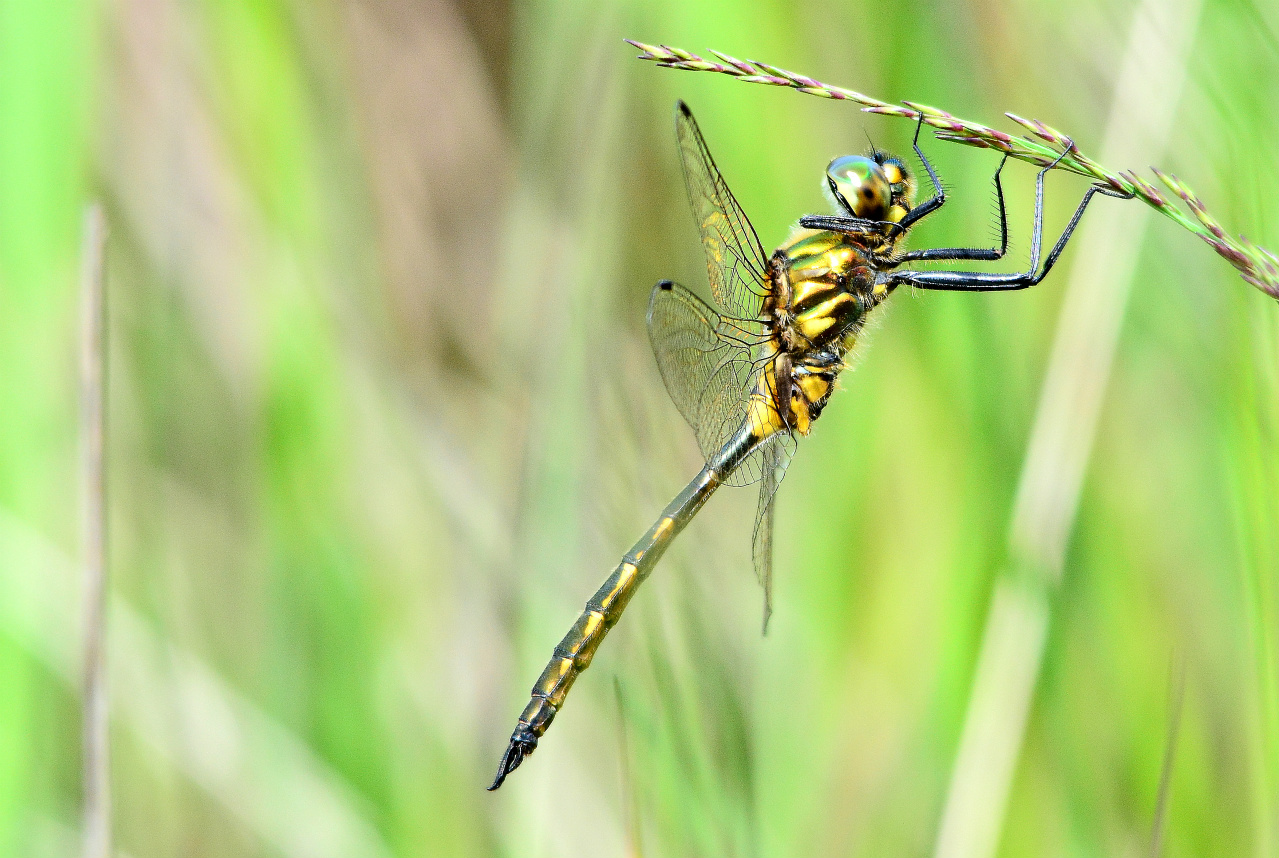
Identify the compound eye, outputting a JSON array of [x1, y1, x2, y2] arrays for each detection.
[[880, 158, 913, 205], [827, 155, 891, 220]]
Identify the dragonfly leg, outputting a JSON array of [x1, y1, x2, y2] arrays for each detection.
[[886, 143, 1134, 292], [892, 152, 1012, 264], [797, 214, 889, 235], [893, 110, 946, 231]]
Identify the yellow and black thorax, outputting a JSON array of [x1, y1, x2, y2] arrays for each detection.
[[753, 228, 896, 437]]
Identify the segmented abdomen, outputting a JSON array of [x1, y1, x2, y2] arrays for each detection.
[[489, 422, 765, 789]]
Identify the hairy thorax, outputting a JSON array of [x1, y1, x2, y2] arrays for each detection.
[[751, 229, 893, 438]]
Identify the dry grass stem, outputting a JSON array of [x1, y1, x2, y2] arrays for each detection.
[[1149, 658, 1187, 858], [79, 203, 109, 858], [627, 40, 1279, 300], [0, 512, 393, 858]]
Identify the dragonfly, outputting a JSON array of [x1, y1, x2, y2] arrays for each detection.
[[489, 100, 1131, 790]]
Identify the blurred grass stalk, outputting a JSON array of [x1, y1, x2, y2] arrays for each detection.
[[0, 511, 393, 858], [78, 203, 109, 858], [931, 0, 1203, 855], [1149, 660, 1187, 858]]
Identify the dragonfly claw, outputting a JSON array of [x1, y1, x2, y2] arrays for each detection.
[[487, 727, 538, 790]]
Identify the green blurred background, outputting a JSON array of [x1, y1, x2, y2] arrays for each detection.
[[2, 0, 1278, 855]]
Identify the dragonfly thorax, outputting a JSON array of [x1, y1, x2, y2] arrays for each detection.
[[754, 229, 891, 437], [773, 230, 885, 350]]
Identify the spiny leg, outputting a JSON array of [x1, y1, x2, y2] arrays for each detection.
[[893, 151, 1012, 263], [893, 109, 946, 231], [890, 184, 1132, 290], [797, 213, 889, 236], [886, 142, 1134, 292]]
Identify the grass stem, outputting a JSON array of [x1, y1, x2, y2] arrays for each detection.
[[80, 203, 109, 858]]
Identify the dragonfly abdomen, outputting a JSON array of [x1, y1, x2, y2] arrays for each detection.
[[489, 424, 766, 790]]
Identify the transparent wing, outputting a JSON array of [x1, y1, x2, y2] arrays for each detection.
[[647, 280, 763, 467], [752, 434, 795, 634], [675, 102, 770, 321]]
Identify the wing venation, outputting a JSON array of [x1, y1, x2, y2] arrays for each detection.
[[675, 102, 770, 322]]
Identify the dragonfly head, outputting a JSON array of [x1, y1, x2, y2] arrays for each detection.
[[826, 152, 915, 224]]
